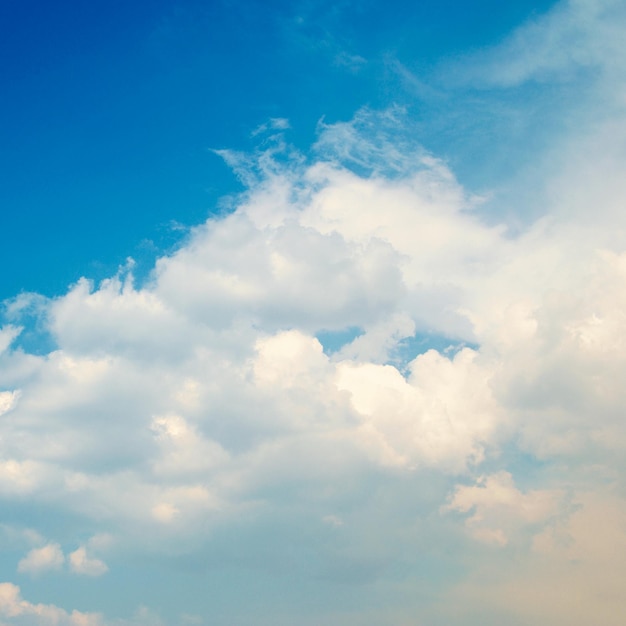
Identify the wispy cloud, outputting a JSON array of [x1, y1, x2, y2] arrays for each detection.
[[442, 0, 626, 88]]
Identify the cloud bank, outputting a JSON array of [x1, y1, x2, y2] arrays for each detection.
[[1, 1, 626, 623]]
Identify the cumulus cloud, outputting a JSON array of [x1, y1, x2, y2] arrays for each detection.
[[335, 347, 502, 471], [446, 489, 626, 626], [3, 101, 626, 554], [0, 583, 102, 625], [443, 472, 563, 546], [1, 2, 626, 621], [17, 544, 64, 576], [68, 544, 108, 577], [0, 101, 625, 622], [68, 548, 107, 577], [0, 390, 19, 417], [0, 583, 170, 626]]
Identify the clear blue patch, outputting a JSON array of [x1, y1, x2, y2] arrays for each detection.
[[1, 300, 57, 356], [478, 441, 552, 489], [10, 327, 57, 357], [391, 332, 479, 371], [316, 326, 364, 355]]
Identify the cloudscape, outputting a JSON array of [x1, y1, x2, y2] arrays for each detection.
[[2, 0, 626, 624]]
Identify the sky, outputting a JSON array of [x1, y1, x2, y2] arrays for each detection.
[[1, 0, 626, 624]]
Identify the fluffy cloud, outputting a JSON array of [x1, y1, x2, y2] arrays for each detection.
[[2, 1, 626, 621], [0, 583, 101, 625], [443, 472, 562, 546], [447, 489, 626, 626], [1, 102, 626, 619], [68, 547, 108, 577], [0, 393, 18, 418], [17, 544, 64, 576], [336, 347, 502, 471], [0, 584, 168, 626]]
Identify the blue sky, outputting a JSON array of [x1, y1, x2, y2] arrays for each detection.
[[0, 0, 557, 298], [2, 0, 626, 624]]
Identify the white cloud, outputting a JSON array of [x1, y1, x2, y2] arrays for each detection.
[[150, 414, 230, 477], [253, 331, 328, 389], [335, 348, 502, 471], [17, 544, 64, 576], [68, 547, 108, 577], [0, 582, 159, 626], [443, 472, 562, 546], [0, 461, 46, 496], [445, 0, 626, 88], [0, 583, 95, 624], [0, 391, 19, 417], [0, 326, 21, 356], [1, 107, 624, 544], [2, 2, 626, 615], [446, 489, 626, 626]]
